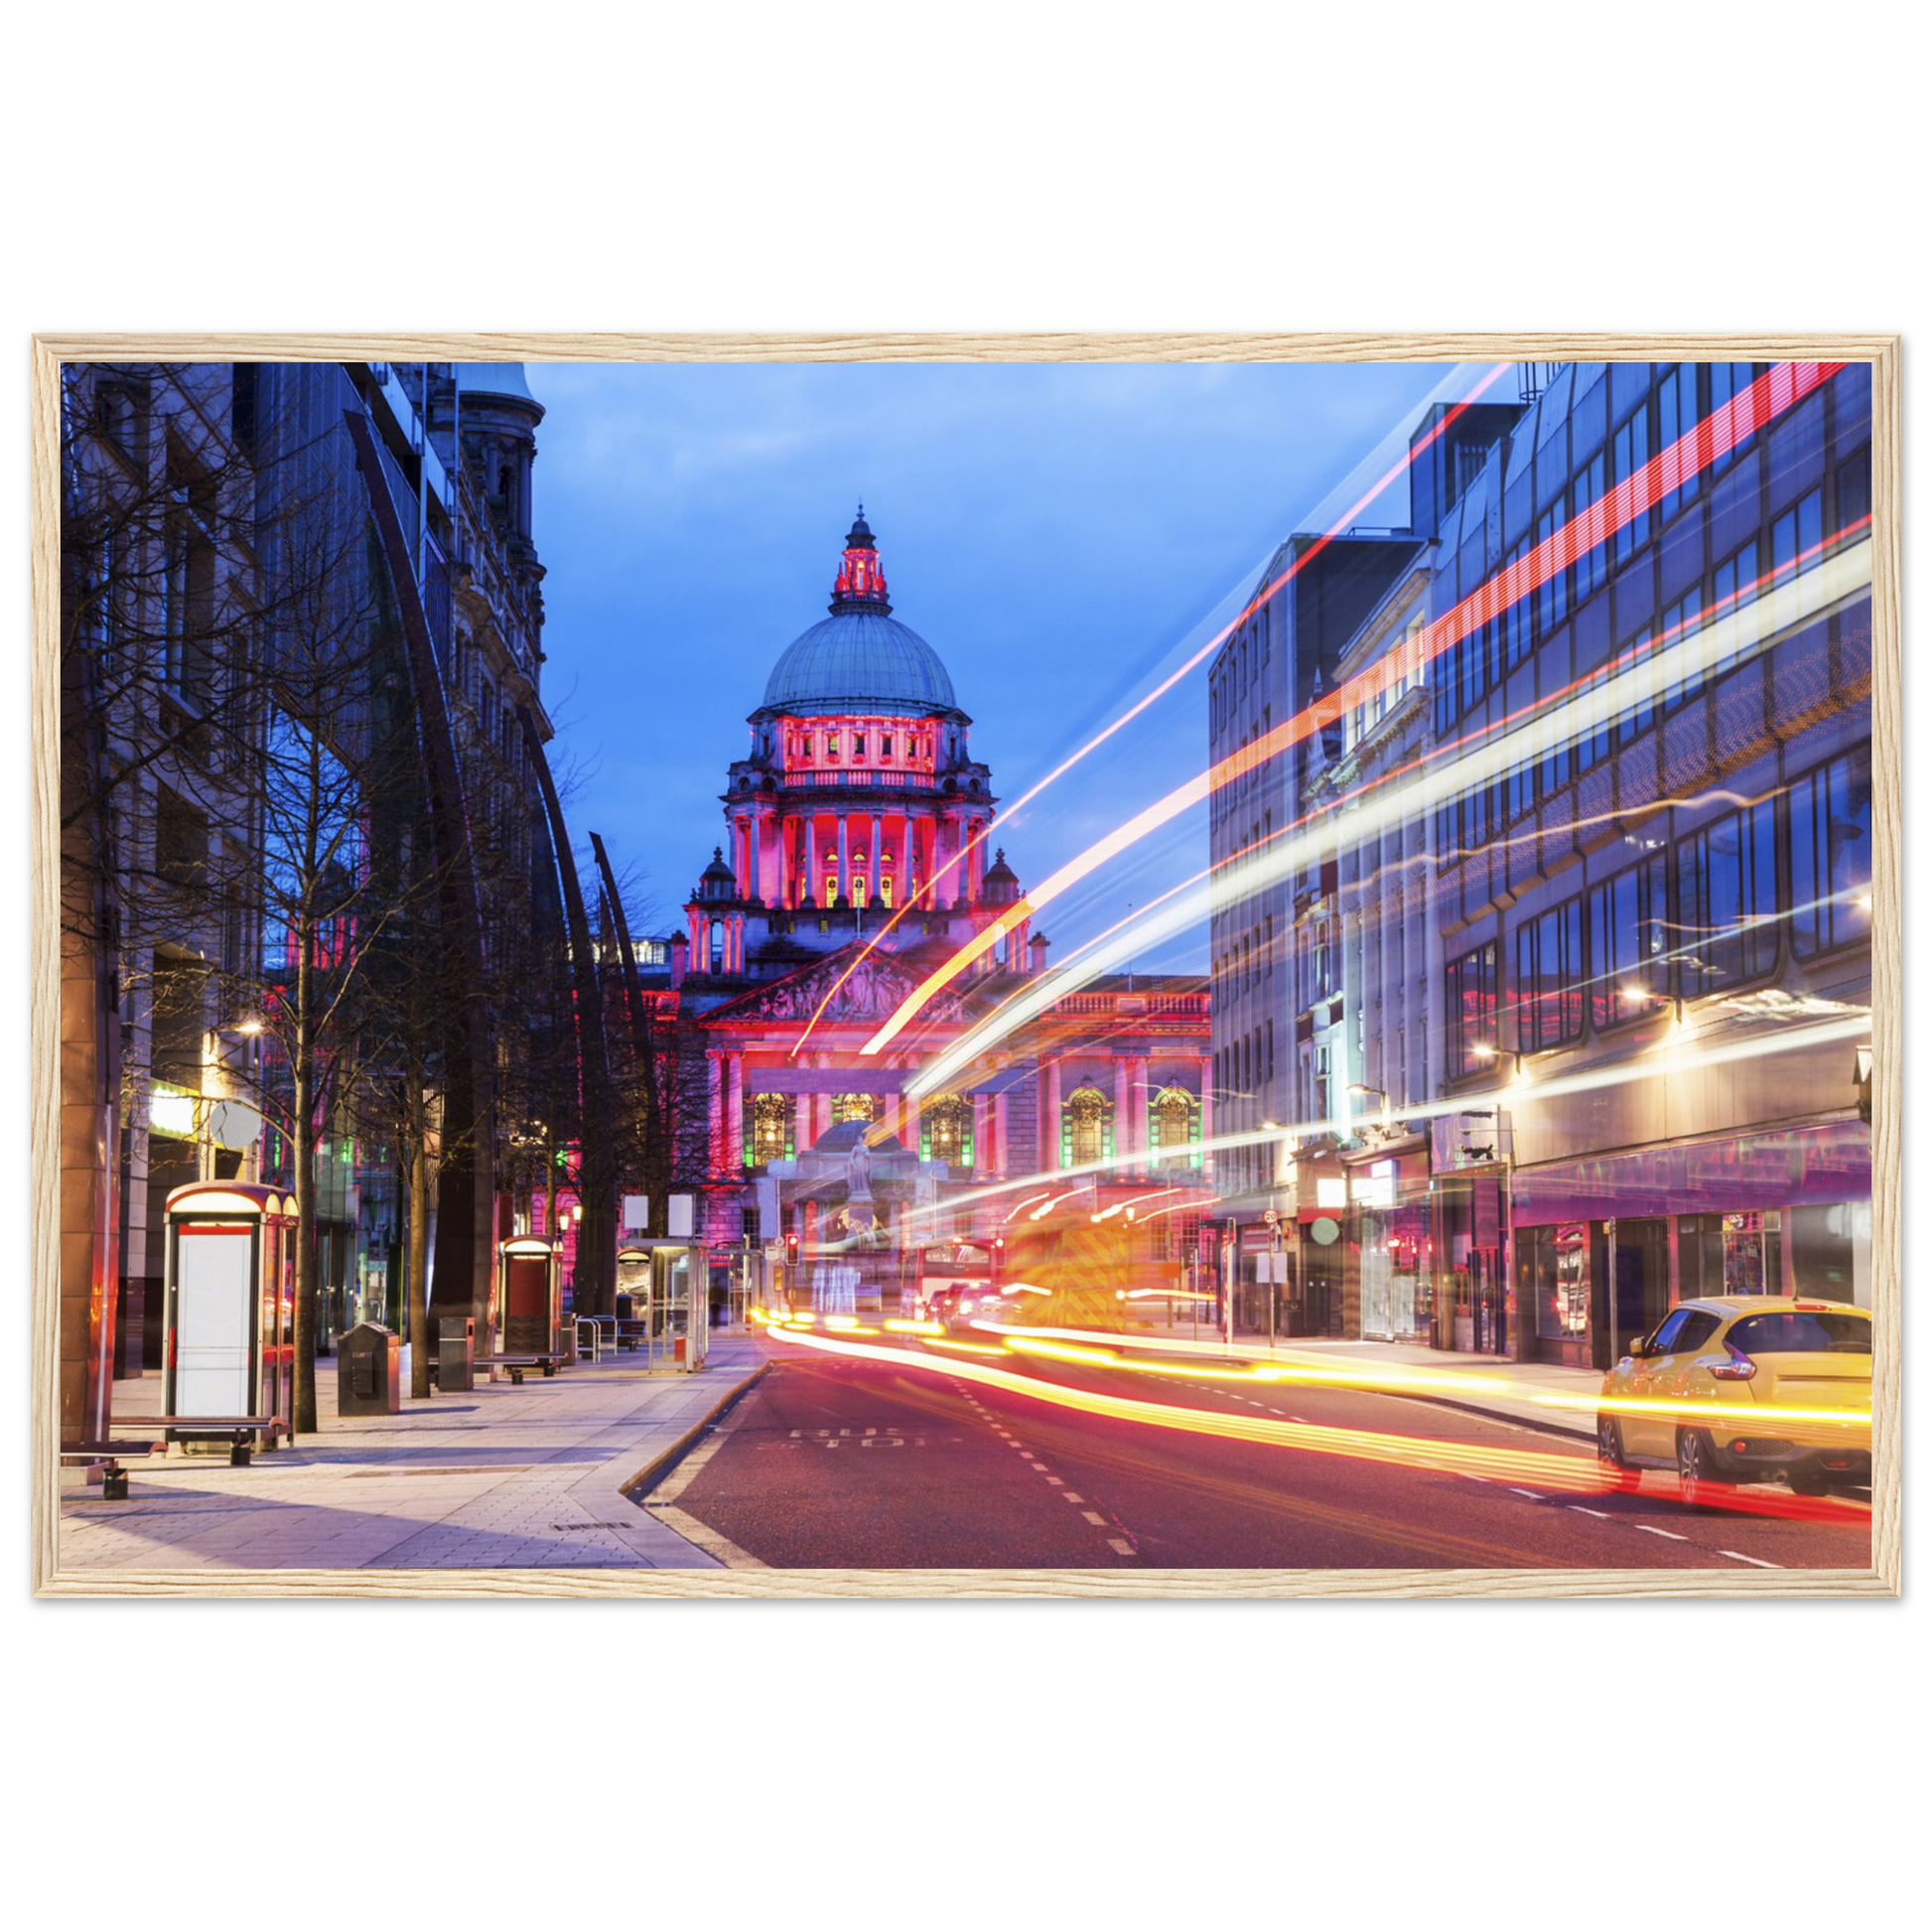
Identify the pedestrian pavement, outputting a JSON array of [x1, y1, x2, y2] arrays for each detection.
[[63, 1317, 1582, 1582], [60, 1335, 772, 1574]]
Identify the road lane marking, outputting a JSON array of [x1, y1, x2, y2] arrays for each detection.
[[1508, 1487, 1544, 1499], [1637, 1525, 1688, 1542], [1044, 1476, 1063, 1484], [1062, 1493, 1084, 1503], [1106, 1539, 1135, 1557], [1720, 1550, 1783, 1569], [1081, 1511, 1107, 1525], [1568, 1505, 1611, 1519]]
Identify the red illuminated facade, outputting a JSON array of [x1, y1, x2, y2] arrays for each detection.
[[661, 511, 1211, 1276]]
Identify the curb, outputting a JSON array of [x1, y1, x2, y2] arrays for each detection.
[[619, 1359, 770, 1502]]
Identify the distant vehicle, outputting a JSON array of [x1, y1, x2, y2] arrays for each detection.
[[1596, 1297, 1871, 1506], [914, 1242, 993, 1320]]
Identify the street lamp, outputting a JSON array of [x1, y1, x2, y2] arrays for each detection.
[[1468, 1043, 1530, 1087], [1346, 1082, 1393, 1130]]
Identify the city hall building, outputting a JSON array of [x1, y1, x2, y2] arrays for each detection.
[[656, 512, 1213, 1289]]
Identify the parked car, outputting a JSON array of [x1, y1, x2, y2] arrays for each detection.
[[1596, 1297, 1871, 1506]]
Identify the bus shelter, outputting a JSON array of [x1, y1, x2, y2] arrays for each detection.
[[163, 1180, 296, 1452], [614, 1240, 710, 1371], [494, 1236, 563, 1356]]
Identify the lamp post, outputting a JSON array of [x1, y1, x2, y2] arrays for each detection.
[[1346, 1082, 1393, 1132]]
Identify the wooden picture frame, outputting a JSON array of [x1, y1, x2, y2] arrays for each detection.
[[30, 332, 1900, 1599]]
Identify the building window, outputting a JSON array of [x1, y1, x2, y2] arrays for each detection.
[[1657, 363, 1699, 521], [853, 733, 867, 758], [831, 1093, 880, 1125], [1149, 1086, 1201, 1169], [1535, 504, 1566, 638], [1446, 941, 1497, 1078], [1676, 797, 1780, 992], [920, 1095, 973, 1168], [1709, 537, 1760, 681], [748, 1092, 792, 1166], [1771, 484, 1825, 588], [1062, 1085, 1113, 1169], [1708, 362, 1758, 474], [1616, 621, 1657, 745], [740, 1206, 761, 1242], [1574, 451, 1608, 602], [1789, 748, 1872, 959], [1587, 854, 1669, 1028], [1513, 896, 1584, 1051], [1661, 586, 1704, 712], [1611, 405, 1651, 565]]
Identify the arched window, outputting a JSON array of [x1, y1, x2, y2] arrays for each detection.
[[831, 1093, 880, 1125], [920, 1095, 973, 1168], [1062, 1084, 1113, 1169], [748, 1092, 792, 1167], [1149, 1086, 1201, 1170]]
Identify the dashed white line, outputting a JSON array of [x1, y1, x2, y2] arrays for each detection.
[[1106, 1538, 1135, 1557], [1568, 1505, 1611, 1519], [1044, 1475, 1063, 1485], [1720, 1550, 1783, 1569], [1081, 1511, 1108, 1526], [1508, 1487, 1544, 1500], [1061, 1492, 1084, 1504], [1637, 1525, 1688, 1542]]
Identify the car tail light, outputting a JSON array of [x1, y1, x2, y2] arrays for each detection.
[[1708, 1343, 1756, 1381]]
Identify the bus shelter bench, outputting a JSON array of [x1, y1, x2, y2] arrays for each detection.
[[61, 1442, 162, 1500], [109, 1416, 285, 1465], [419, 1354, 569, 1386]]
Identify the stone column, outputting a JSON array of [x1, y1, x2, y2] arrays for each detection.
[[1042, 1058, 1062, 1171], [1131, 1055, 1150, 1172], [993, 1091, 1010, 1177], [1113, 1057, 1132, 1176], [971, 1093, 991, 1177], [795, 1091, 812, 1156], [707, 1052, 725, 1175], [870, 814, 883, 904], [804, 816, 818, 905], [726, 1055, 744, 1171], [1199, 1053, 1214, 1178], [749, 814, 762, 904], [933, 813, 954, 903], [837, 815, 850, 904]]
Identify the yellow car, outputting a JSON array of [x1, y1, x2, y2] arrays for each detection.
[[1595, 1297, 1871, 1506]]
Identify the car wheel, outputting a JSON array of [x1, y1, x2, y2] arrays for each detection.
[[1596, 1416, 1639, 1492], [1787, 1469, 1830, 1497], [1676, 1428, 1717, 1510]]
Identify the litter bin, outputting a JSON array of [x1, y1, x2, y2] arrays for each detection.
[[337, 1322, 401, 1417], [438, 1314, 476, 1393]]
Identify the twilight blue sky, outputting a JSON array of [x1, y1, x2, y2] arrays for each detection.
[[527, 358, 1469, 967]]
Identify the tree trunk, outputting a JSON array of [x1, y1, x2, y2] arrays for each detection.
[[407, 1124, 431, 1399], [291, 948, 317, 1437]]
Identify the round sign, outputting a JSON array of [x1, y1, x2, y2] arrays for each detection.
[[1310, 1216, 1341, 1246], [1263, 1208, 1280, 1225]]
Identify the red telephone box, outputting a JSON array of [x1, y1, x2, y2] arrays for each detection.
[[163, 1180, 296, 1449], [495, 1236, 563, 1355]]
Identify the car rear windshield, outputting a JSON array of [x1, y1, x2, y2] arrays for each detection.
[[1726, 1311, 1871, 1356]]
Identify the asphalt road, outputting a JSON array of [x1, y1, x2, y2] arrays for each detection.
[[642, 1335, 1872, 1572]]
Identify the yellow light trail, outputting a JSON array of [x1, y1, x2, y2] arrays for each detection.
[[868, 362, 1847, 1061], [764, 1323, 1865, 1522], [787, 363, 1518, 1062], [897, 533, 1871, 1088]]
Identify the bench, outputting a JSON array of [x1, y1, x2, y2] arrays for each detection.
[[421, 1352, 570, 1388], [61, 1441, 162, 1499], [109, 1415, 285, 1466]]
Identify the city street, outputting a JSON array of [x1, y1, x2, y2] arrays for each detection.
[[647, 1334, 1872, 1572]]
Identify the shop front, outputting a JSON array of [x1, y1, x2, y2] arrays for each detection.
[[1347, 1144, 1434, 1343], [1510, 1121, 1870, 1369]]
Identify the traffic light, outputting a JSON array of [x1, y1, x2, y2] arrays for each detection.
[[785, 1229, 800, 1265], [991, 1234, 1006, 1285]]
